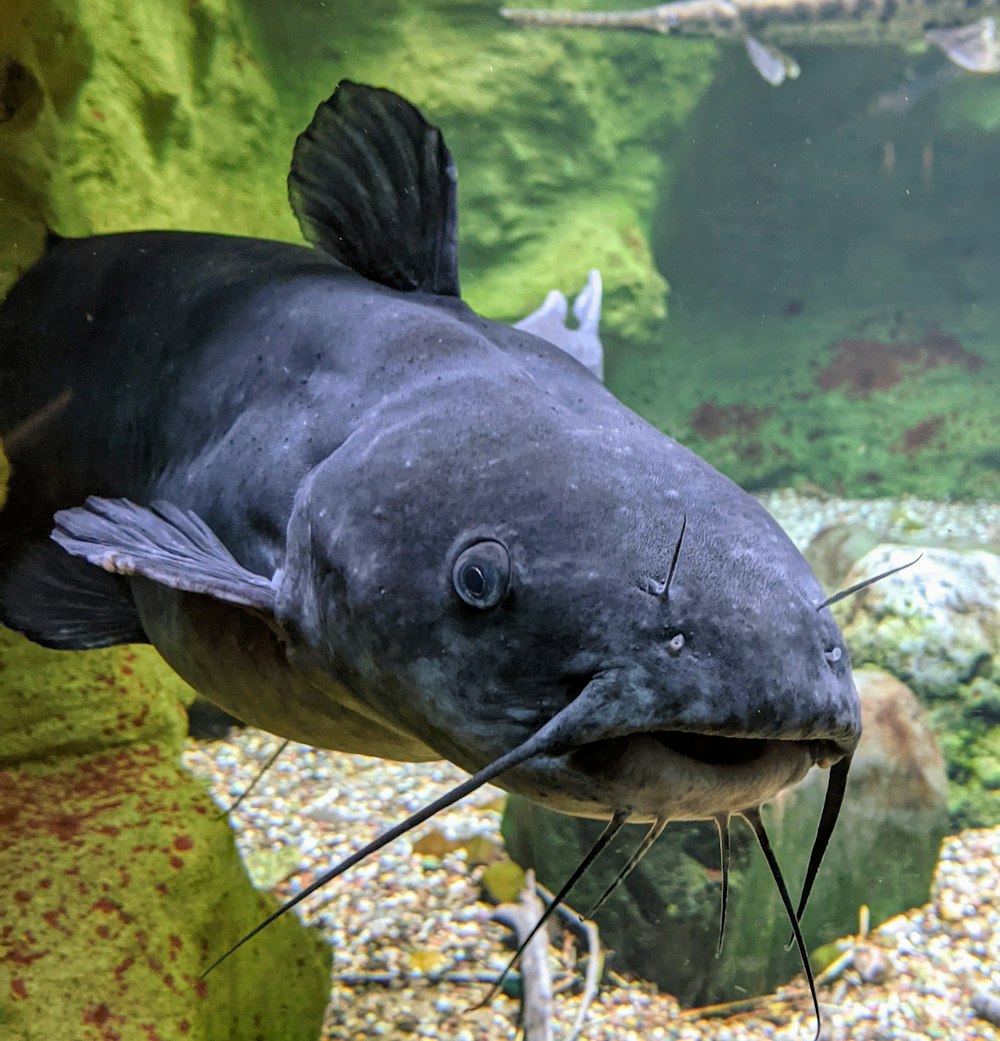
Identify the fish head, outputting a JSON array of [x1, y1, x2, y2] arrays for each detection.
[[277, 332, 859, 823]]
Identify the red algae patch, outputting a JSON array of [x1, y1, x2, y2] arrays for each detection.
[[891, 416, 948, 456], [690, 401, 773, 440], [816, 327, 984, 397]]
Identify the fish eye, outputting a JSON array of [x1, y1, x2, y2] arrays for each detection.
[[452, 540, 510, 609]]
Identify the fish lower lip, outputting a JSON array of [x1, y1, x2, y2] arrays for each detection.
[[534, 730, 850, 820], [572, 731, 846, 771]]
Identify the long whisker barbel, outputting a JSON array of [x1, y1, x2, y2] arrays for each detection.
[[740, 807, 823, 1041], [714, 812, 732, 958], [217, 737, 290, 819], [470, 809, 629, 1010], [816, 553, 921, 610], [786, 754, 853, 948], [581, 815, 669, 921], [200, 712, 577, 977]]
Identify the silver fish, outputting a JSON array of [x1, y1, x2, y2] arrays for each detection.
[[500, 1, 1000, 85]]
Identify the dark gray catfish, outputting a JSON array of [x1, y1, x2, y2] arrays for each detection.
[[1, 82, 858, 1008]]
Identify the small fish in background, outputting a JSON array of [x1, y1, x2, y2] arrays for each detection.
[[500, 1, 1000, 86], [867, 60, 964, 117]]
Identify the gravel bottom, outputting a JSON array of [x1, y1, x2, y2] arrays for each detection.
[[756, 490, 1000, 552], [182, 730, 1000, 1041], [181, 492, 1000, 1041]]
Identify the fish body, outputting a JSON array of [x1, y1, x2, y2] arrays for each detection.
[[0, 83, 858, 827], [501, 1, 1000, 82]]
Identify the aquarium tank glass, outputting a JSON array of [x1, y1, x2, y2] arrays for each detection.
[[0, 2, 997, 1040]]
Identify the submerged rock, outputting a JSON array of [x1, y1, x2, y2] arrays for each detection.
[[836, 543, 1000, 827], [836, 544, 999, 701], [804, 522, 882, 591], [502, 668, 948, 1004]]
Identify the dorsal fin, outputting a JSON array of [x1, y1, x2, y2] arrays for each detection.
[[288, 81, 460, 297]]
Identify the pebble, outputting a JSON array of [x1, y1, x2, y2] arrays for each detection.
[[181, 491, 1000, 1041]]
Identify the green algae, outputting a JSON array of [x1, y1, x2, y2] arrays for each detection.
[[0, 629, 330, 1040], [0, 631, 193, 764], [610, 47, 1000, 500], [2, 0, 718, 340], [243, 0, 718, 343], [932, 696, 1000, 829], [0, 0, 300, 297]]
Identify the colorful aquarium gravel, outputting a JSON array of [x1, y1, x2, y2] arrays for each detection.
[[181, 740, 999, 1041]]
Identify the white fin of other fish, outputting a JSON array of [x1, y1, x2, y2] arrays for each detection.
[[926, 16, 1000, 73], [515, 269, 605, 380], [744, 33, 802, 85]]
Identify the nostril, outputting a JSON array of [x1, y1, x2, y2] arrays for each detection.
[[824, 645, 842, 665]]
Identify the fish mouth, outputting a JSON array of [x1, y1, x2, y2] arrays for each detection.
[[509, 729, 849, 822], [648, 730, 846, 769]]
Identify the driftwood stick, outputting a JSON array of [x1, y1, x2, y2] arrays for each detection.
[[493, 869, 554, 1041], [564, 913, 602, 1041]]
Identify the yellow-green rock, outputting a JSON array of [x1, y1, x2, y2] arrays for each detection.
[[1, 449, 328, 1038], [0, 634, 190, 764], [0, 736, 330, 1041]]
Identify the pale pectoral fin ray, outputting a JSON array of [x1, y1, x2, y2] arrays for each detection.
[[52, 497, 277, 613], [927, 17, 1000, 73], [742, 808, 822, 1041], [744, 34, 801, 86]]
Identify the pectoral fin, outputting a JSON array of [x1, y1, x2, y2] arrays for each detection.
[[0, 540, 147, 649], [744, 35, 801, 86], [926, 17, 999, 73], [514, 270, 605, 380], [52, 497, 277, 613]]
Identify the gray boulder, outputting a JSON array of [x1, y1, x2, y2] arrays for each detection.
[[836, 544, 1000, 701]]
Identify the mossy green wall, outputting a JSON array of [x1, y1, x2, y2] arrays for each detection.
[[1, 0, 718, 341]]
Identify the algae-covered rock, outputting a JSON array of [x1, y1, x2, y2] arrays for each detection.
[[502, 668, 949, 1005], [835, 543, 1000, 827], [0, 631, 331, 1041], [836, 545, 1000, 701], [804, 522, 882, 592], [2, 0, 719, 343], [0, 738, 330, 1041], [0, 634, 191, 763], [242, 0, 718, 345], [0, 0, 297, 296], [1, 459, 328, 1040]]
